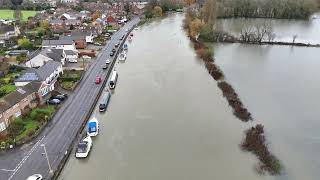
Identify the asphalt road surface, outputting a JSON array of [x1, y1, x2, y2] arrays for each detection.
[[0, 17, 140, 180]]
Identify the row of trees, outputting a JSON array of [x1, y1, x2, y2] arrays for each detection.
[[217, 0, 318, 19]]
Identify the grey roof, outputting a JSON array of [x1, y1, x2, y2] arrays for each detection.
[[16, 61, 61, 82], [60, 35, 84, 41], [42, 39, 74, 46], [0, 25, 14, 33], [50, 19, 81, 25], [0, 82, 42, 113], [40, 48, 64, 62], [64, 50, 77, 56]]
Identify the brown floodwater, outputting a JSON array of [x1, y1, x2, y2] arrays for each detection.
[[58, 14, 275, 180], [214, 43, 320, 180]]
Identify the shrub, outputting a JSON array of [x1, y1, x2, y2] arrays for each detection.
[[7, 118, 25, 137], [199, 25, 217, 42]]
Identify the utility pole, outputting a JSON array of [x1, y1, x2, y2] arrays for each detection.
[[41, 144, 53, 174]]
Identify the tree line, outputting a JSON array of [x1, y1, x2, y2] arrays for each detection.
[[217, 0, 318, 19]]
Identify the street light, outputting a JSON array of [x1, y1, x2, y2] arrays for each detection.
[[40, 144, 53, 174]]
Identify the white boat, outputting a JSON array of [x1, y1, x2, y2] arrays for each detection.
[[75, 136, 92, 158], [108, 70, 118, 89], [87, 117, 99, 137], [118, 52, 127, 61]]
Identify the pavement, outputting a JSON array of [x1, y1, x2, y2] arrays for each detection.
[[0, 17, 140, 180]]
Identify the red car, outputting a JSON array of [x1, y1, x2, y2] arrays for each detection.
[[95, 76, 102, 84]]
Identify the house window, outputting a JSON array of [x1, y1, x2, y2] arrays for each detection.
[[0, 122, 6, 132]]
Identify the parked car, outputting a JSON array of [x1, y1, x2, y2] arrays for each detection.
[[106, 59, 111, 64], [103, 64, 108, 69], [120, 35, 125, 40], [112, 48, 116, 53], [47, 99, 60, 105], [68, 59, 78, 63], [51, 94, 68, 101], [95, 76, 102, 84], [110, 52, 114, 56], [27, 174, 43, 180], [115, 43, 120, 47]]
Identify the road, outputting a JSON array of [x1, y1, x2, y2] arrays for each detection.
[[0, 17, 140, 180]]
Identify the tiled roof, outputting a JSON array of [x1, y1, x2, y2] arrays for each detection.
[[0, 82, 41, 113], [16, 61, 61, 82], [42, 39, 74, 46]]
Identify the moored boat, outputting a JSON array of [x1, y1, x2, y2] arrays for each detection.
[[87, 117, 99, 137], [118, 52, 127, 61], [75, 136, 92, 158]]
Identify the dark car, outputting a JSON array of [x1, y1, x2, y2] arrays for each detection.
[[112, 49, 116, 53], [51, 94, 68, 101], [47, 99, 60, 105], [120, 35, 125, 40], [115, 43, 120, 47], [110, 52, 114, 56], [103, 64, 108, 69]]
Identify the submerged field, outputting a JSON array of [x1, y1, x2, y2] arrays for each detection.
[[0, 9, 37, 21]]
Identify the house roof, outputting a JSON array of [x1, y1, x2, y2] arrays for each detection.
[[42, 39, 74, 46], [0, 25, 14, 34], [49, 19, 81, 25], [40, 48, 64, 62], [64, 50, 77, 56], [16, 61, 61, 82], [0, 82, 42, 113]]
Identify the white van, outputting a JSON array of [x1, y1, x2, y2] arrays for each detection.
[[108, 70, 118, 89]]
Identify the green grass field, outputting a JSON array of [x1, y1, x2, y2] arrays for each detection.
[[0, 10, 37, 21]]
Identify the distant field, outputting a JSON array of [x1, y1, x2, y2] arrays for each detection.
[[0, 10, 37, 21]]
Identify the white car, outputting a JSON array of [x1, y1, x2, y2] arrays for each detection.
[[27, 174, 43, 180], [68, 59, 78, 63], [75, 136, 92, 158], [106, 59, 111, 64]]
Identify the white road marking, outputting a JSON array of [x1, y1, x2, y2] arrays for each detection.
[[7, 136, 45, 180]]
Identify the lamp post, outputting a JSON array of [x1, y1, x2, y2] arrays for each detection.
[[40, 144, 53, 174]]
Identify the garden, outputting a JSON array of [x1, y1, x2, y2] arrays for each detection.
[[59, 70, 84, 91], [0, 65, 24, 98], [0, 105, 56, 149]]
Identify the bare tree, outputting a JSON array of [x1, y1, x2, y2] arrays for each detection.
[[240, 21, 274, 43], [202, 0, 217, 30]]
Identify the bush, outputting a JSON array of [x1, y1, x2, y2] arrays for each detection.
[[199, 25, 215, 42], [7, 118, 25, 137]]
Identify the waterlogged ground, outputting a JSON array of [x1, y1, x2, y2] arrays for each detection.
[[214, 43, 320, 180], [59, 14, 276, 180]]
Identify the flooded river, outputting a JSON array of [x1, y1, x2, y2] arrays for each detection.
[[59, 14, 274, 180], [218, 14, 320, 43], [214, 44, 320, 180]]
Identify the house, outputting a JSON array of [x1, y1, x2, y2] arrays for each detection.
[[60, 13, 77, 21], [7, 50, 29, 57], [49, 19, 81, 30], [15, 61, 63, 97], [65, 50, 78, 62], [42, 39, 76, 51], [60, 31, 93, 49], [26, 48, 66, 67], [131, 2, 148, 15], [0, 25, 20, 48], [0, 82, 42, 134], [106, 16, 117, 26]]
